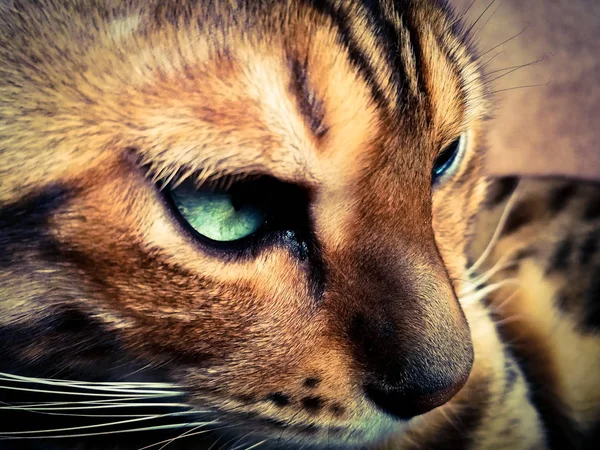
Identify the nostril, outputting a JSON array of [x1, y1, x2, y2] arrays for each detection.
[[364, 374, 468, 420]]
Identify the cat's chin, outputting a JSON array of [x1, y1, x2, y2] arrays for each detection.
[[188, 405, 412, 450]]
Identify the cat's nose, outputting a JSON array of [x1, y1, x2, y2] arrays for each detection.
[[363, 367, 469, 419], [348, 298, 473, 419]]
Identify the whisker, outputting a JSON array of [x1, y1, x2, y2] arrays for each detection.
[[0, 405, 200, 419], [478, 26, 529, 58], [471, 0, 505, 37], [158, 425, 202, 450], [480, 50, 505, 69], [464, 0, 499, 38], [0, 412, 202, 436], [468, 260, 515, 286], [466, 185, 520, 276], [156, 422, 211, 450], [227, 431, 255, 450], [0, 372, 180, 394], [0, 402, 193, 411], [0, 397, 170, 407], [3, 411, 178, 419], [470, 82, 549, 103], [0, 384, 182, 398], [0, 421, 221, 441], [459, 279, 520, 307], [137, 423, 238, 450], [493, 289, 520, 311], [485, 57, 545, 76], [276, 410, 302, 449], [461, 249, 522, 296], [217, 432, 243, 450], [207, 435, 225, 450], [488, 83, 550, 95], [459, 0, 479, 20], [482, 57, 545, 86], [492, 315, 526, 326], [438, 405, 462, 432], [242, 439, 269, 450]]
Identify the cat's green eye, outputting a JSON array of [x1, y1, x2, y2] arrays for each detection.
[[169, 181, 267, 242]]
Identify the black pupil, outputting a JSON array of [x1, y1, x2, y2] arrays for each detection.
[[433, 137, 461, 179]]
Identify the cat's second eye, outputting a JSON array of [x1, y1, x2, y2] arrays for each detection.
[[432, 132, 467, 182], [169, 180, 267, 242]]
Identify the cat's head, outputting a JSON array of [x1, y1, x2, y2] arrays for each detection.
[[0, 0, 488, 447]]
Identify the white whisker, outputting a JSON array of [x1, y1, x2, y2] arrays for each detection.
[[0, 384, 182, 398], [0, 402, 194, 411], [1, 397, 158, 407], [156, 422, 211, 450], [493, 289, 520, 310], [0, 412, 197, 435], [492, 315, 526, 326], [242, 439, 269, 450], [0, 405, 201, 419], [459, 279, 520, 307], [466, 185, 520, 276], [152, 425, 229, 450], [466, 261, 516, 292], [460, 251, 521, 296], [0, 421, 220, 440], [137, 423, 237, 450], [3, 411, 163, 418], [207, 435, 225, 450], [0, 372, 177, 388], [227, 431, 254, 450], [438, 406, 462, 432], [0, 372, 181, 395]]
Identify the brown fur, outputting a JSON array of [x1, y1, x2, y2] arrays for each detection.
[[1, 1, 588, 449], [469, 176, 600, 448]]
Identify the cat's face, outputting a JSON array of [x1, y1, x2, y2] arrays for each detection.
[[0, 0, 488, 447]]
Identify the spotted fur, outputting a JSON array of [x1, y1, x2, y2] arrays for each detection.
[[469, 176, 600, 450], [0, 1, 596, 449]]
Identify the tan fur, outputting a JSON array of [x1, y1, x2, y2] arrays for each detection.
[[0, 1, 595, 449], [469, 177, 600, 442]]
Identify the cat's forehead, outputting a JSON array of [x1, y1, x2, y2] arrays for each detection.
[[0, 0, 483, 203], [133, 0, 478, 189]]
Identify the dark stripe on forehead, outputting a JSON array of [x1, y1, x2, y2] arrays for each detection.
[[304, 0, 392, 111], [288, 55, 328, 139], [359, 0, 409, 103], [399, 7, 429, 101]]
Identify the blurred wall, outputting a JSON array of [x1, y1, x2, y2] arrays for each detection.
[[450, 0, 600, 180]]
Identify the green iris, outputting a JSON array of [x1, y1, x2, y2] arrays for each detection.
[[170, 181, 266, 242]]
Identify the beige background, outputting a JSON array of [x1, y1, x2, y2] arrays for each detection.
[[450, 0, 600, 181]]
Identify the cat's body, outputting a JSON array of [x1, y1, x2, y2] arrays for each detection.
[[0, 1, 597, 449]]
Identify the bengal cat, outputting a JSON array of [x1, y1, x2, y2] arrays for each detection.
[[0, 1, 598, 449]]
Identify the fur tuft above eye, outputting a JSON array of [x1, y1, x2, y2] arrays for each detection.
[[432, 133, 467, 183]]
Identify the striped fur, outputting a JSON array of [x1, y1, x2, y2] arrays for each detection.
[[0, 1, 595, 449], [469, 176, 600, 450]]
